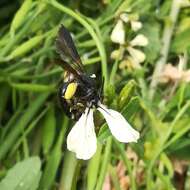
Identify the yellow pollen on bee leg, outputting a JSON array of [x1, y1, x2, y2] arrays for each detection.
[[64, 82, 77, 100]]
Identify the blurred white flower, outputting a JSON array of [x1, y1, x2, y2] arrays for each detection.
[[110, 13, 148, 68], [110, 47, 125, 60], [110, 13, 145, 45], [110, 49, 122, 59], [127, 47, 146, 65], [131, 21, 142, 31], [120, 56, 142, 70], [130, 34, 149, 47], [125, 34, 148, 68], [111, 35, 148, 68], [67, 103, 140, 160], [120, 13, 129, 23], [120, 13, 142, 31], [111, 20, 125, 44]]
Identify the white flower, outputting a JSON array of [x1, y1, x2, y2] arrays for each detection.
[[130, 34, 149, 47], [110, 49, 121, 59], [131, 21, 142, 31], [110, 20, 125, 44], [127, 46, 146, 64], [67, 103, 140, 160], [120, 13, 129, 23], [127, 56, 142, 69], [110, 13, 148, 68], [120, 13, 142, 31], [125, 34, 148, 68], [110, 47, 125, 60]]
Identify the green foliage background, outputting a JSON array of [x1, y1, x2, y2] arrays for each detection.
[[0, 0, 190, 189]]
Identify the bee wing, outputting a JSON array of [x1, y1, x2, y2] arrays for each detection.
[[55, 59, 81, 79], [55, 25, 85, 73]]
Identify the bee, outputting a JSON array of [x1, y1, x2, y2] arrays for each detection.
[[55, 25, 103, 121]]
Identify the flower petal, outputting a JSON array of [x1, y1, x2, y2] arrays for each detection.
[[111, 20, 125, 44], [127, 56, 142, 69], [110, 49, 121, 60], [131, 21, 142, 31], [110, 47, 125, 60], [127, 46, 146, 64], [67, 108, 97, 160], [130, 34, 148, 47], [98, 104, 140, 143], [120, 13, 129, 23]]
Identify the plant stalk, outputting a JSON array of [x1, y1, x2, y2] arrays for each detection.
[[149, 0, 181, 100]]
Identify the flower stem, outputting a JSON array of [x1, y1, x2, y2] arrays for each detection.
[[114, 140, 136, 190], [59, 151, 78, 190], [149, 0, 181, 100], [110, 59, 119, 84], [95, 137, 112, 190]]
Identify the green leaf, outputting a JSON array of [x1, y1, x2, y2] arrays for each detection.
[[59, 151, 78, 190], [118, 80, 136, 109], [39, 119, 68, 190], [98, 123, 111, 142], [141, 22, 161, 62], [105, 84, 116, 105], [95, 137, 112, 190], [42, 105, 56, 155], [10, 83, 55, 92], [8, 35, 44, 59], [168, 137, 190, 152], [10, 0, 33, 36], [0, 83, 10, 121], [122, 96, 140, 119], [87, 143, 102, 190], [160, 153, 173, 178], [0, 93, 49, 160], [39, 144, 62, 190], [171, 28, 190, 53], [0, 157, 41, 190], [109, 165, 121, 190], [169, 145, 190, 160], [177, 17, 190, 34]]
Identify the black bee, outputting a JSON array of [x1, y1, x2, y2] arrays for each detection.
[[55, 25, 102, 121]]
